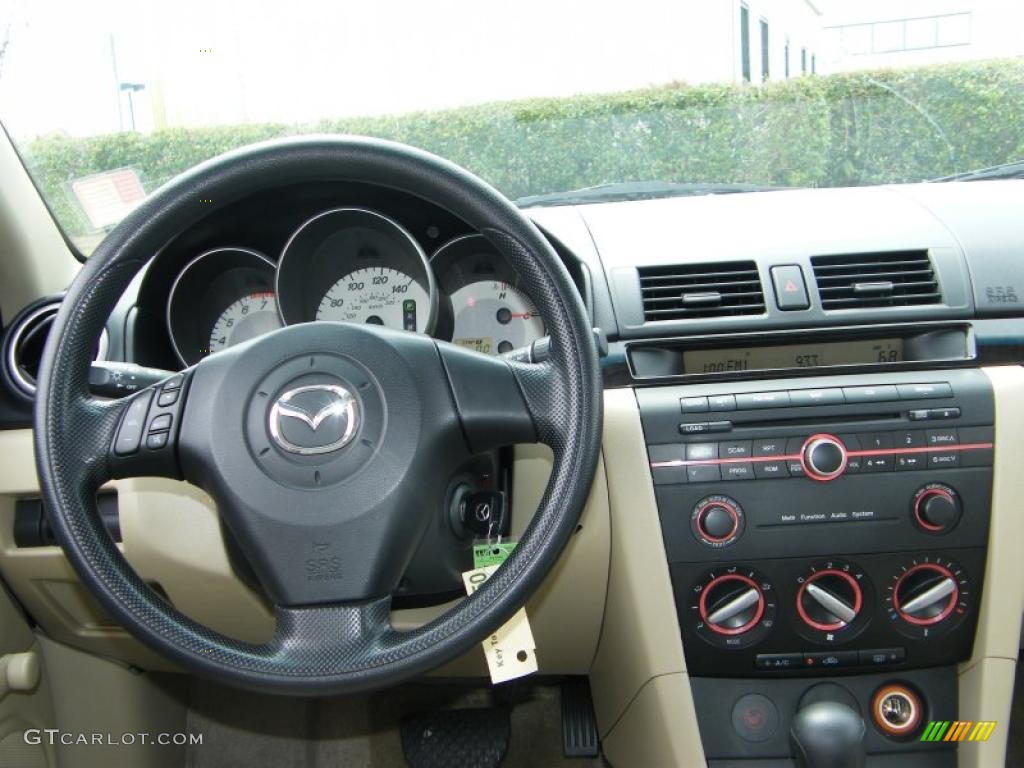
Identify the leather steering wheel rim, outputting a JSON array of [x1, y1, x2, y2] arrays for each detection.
[[33, 136, 602, 694]]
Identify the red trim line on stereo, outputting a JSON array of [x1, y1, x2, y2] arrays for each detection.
[[649, 442, 994, 468]]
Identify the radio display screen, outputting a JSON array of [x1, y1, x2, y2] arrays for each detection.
[[683, 338, 903, 374]]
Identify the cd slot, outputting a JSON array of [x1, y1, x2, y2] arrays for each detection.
[[738, 412, 904, 429]]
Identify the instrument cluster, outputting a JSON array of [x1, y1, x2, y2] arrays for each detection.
[[164, 207, 545, 367]]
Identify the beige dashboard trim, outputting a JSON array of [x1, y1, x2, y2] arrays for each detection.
[[0, 429, 609, 677], [956, 365, 1024, 768], [591, 388, 704, 767]]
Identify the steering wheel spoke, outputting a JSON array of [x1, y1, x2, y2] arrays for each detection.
[[437, 341, 555, 453]]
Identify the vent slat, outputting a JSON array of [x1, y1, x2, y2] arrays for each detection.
[[638, 261, 765, 321], [811, 251, 942, 310]]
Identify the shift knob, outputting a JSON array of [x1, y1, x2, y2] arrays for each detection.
[[790, 685, 866, 768]]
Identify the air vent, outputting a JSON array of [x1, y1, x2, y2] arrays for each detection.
[[638, 261, 765, 321], [811, 251, 942, 310], [1, 299, 108, 400]]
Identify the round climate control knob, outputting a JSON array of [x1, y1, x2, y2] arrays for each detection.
[[691, 566, 776, 649], [886, 557, 970, 639], [795, 560, 871, 644], [912, 484, 962, 533], [801, 434, 848, 482], [691, 495, 745, 547]]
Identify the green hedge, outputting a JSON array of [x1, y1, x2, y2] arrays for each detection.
[[19, 57, 1024, 251]]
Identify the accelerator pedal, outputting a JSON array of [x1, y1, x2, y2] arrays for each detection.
[[401, 707, 510, 768], [561, 678, 600, 758]]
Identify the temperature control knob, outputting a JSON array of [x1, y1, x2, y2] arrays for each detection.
[[795, 560, 870, 643], [886, 557, 970, 638], [912, 484, 962, 533], [691, 566, 776, 649], [801, 434, 848, 482], [691, 495, 745, 547]]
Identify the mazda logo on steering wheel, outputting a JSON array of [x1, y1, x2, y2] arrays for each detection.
[[268, 384, 359, 455]]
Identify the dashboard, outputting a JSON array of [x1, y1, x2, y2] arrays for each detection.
[[3, 168, 1024, 767], [131, 182, 580, 371]]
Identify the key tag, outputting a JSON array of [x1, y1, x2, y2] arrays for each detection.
[[462, 537, 538, 684]]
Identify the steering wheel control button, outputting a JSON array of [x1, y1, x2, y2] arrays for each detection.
[[886, 557, 970, 639], [146, 432, 169, 450], [691, 495, 745, 547], [691, 567, 776, 649], [157, 388, 179, 407], [149, 413, 172, 432], [114, 390, 153, 456], [731, 693, 780, 743], [162, 374, 183, 391], [800, 434, 847, 481], [770, 265, 810, 311], [912, 484, 962, 533], [795, 560, 870, 644]]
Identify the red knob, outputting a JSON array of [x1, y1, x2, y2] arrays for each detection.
[[893, 563, 958, 626], [800, 434, 848, 482], [692, 496, 743, 546], [699, 573, 765, 636], [912, 485, 962, 533]]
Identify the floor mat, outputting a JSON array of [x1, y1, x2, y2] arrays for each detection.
[[186, 678, 607, 768]]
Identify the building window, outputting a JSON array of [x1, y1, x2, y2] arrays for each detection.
[[785, 39, 790, 78], [801, 47, 807, 75], [760, 19, 770, 81], [811, 53, 816, 74], [740, 4, 751, 82]]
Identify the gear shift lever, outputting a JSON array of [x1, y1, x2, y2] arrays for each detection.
[[790, 683, 866, 768]]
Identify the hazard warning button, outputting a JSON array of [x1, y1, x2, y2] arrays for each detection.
[[770, 265, 810, 311]]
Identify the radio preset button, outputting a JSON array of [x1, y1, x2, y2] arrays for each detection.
[[708, 394, 737, 411], [926, 429, 959, 447], [789, 387, 844, 407], [680, 396, 710, 413], [843, 385, 899, 403], [736, 391, 791, 409], [897, 382, 953, 400]]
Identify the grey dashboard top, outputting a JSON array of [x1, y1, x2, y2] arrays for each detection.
[[528, 179, 1024, 341]]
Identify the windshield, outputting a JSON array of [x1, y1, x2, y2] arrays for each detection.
[[1, 0, 1023, 256]]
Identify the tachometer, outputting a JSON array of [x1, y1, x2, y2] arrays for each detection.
[[208, 291, 282, 353], [449, 281, 544, 355], [167, 247, 279, 366], [316, 267, 429, 331]]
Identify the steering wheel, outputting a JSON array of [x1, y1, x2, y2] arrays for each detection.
[[33, 137, 602, 694]]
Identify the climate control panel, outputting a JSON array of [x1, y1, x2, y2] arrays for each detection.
[[639, 369, 994, 677]]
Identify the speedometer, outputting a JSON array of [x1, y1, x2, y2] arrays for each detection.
[[315, 267, 429, 332], [276, 208, 438, 333]]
